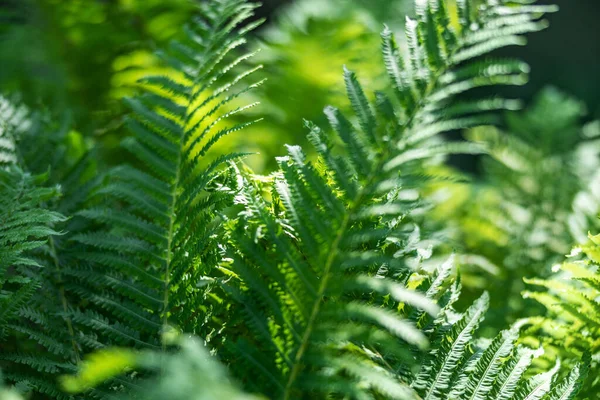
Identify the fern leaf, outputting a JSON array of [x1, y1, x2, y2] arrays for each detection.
[[72, 0, 263, 351], [412, 292, 489, 399], [213, 0, 555, 397]]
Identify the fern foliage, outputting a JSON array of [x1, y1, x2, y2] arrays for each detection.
[[0, 167, 65, 329], [524, 233, 600, 397], [68, 0, 264, 352], [61, 331, 257, 400], [2, 0, 590, 399], [1, 1, 263, 397], [436, 88, 600, 329], [205, 0, 558, 397], [0, 165, 75, 398], [412, 287, 588, 400]]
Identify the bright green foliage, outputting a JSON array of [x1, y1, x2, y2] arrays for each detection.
[[0, 0, 197, 132], [524, 233, 600, 397], [70, 0, 264, 349], [1, 0, 263, 397], [203, 0, 558, 397], [62, 332, 257, 400], [431, 87, 600, 329], [229, 0, 396, 171], [412, 289, 588, 400]]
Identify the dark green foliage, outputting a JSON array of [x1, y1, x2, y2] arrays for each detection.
[[0, 165, 73, 398], [0, 167, 65, 321]]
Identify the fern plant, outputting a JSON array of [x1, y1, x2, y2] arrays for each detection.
[[412, 280, 589, 400], [0, 0, 588, 399], [1, 0, 264, 396], [524, 233, 600, 398], [197, 0, 561, 397], [431, 88, 600, 330], [61, 257, 589, 400], [0, 167, 65, 331]]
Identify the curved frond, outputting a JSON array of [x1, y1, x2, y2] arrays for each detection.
[[212, 0, 556, 397], [71, 0, 263, 351]]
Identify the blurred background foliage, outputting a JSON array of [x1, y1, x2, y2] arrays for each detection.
[[427, 88, 600, 333], [1, 0, 598, 168], [1, 0, 600, 333]]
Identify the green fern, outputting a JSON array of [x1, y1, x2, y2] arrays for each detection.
[[62, 257, 589, 400], [0, 166, 65, 325], [2, 0, 586, 399], [0, 97, 105, 397], [411, 287, 589, 400], [67, 0, 264, 352], [524, 233, 600, 397], [435, 87, 600, 329], [1, 1, 262, 396], [203, 0, 558, 397], [0, 165, 71, 398]]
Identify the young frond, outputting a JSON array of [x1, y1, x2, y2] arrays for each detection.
[[411, 289, 587, 400]]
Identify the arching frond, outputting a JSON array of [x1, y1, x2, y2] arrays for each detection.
[[209, 0, 557, 397], [70, 0, 263, 351], [0, 166, 69, 398]]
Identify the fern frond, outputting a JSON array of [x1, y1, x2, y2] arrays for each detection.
[[71, 0, 263, 351], [0, 166, 64, 279], [0, 165, 73, 397], [412, 292, 489, 399], [411, 286, 586, 400], [211, 0, 556, 397]]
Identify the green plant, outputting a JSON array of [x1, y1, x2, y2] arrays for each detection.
[[428, 87, 600, 330], [524, 233, 600, 398], [0, 0, 591, 399]]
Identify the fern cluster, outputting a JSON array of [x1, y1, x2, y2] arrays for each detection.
[[0, 0, 594, 399], [524, 233, 600, 397], [426, 87, 600, 330]]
